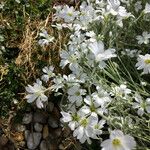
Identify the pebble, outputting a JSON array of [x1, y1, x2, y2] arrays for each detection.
[[15, 124, 26, 132], [24, 130, 30, 140], [52, 107, 61, 119], [43, 125, 49, 139], [27, 132, 42, 150], [34, 123, 43, 132], [19, 141, 26, 147], [59, 144, 65, 150], [40, 140, 48, 150], [47, 101, 54, 112], [33, 112, 48, 124], [22, 113, 32, 124], [53, 128, 62, 138], [48, 115, 59, 128]]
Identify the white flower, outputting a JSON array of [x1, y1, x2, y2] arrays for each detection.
[[133, 94, 150, 116], [107, 0, 120, 13], [60, 49, 80, 72], [144, 3, 150, 14], [78, 2, 99, 28], [52, 75, 64, 92], [106, 0, 132, 27], [134, 1, 142, 12], [57, 5, 79, 22], [93, 86, 112, 106], [63, 74, 82, 87], [121, 49, 141, 58], [88, 41, 116, 68], [73, 113, 98, 144], [67, 85, 86, 106], [107, 0, 131, 17], [41, 66, 55, 82], [135, 54, 150, 74], [25, 79, 48, 108], [101, 130, 136, 150], [112, 84, 131, 98], [38, 29, 54, 46], [87, 118, 106, 139], [136, 32, 150, 45], [61, 110, 80, 130], [79, 93, 110, 117]]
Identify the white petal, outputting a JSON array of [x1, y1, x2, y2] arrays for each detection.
[[124, 135, 136, 149], [137, 108, 144, 116], [110, 130, 124, 139], [26, 94, 37, 103], [36, 98, 44, 108]]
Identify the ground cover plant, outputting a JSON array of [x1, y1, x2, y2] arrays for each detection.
[[1, 0, 150, 149]]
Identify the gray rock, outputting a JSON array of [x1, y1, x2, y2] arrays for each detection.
[[40, 140, 48, 150], [22, 113, 32, 124], [47, 101, 54, 112], [34, 123, 43, 132], [15, 124, 26, 132], [27, 132, 42, 150], [24, 130, 30, 140], [48, 115, 59, 128], [43, 125, 49, 139], [33, 112, 48, 124], [53, 128, 62, 138]]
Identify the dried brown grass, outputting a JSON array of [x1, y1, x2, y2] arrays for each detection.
[[15, 13, 70, 83]]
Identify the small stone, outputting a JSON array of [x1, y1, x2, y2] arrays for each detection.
[[0, 135, 8, 145], [15, 124, 26, 132], [19, 141, 26, 147], [53, 128, 62, 138], [59, 144, 65, 150], [47, 101, 54, 112], [27, 132, 42, 150], [34, 123, 43, 132], [52, 107, 61, 119], [48, 115, 59, 128], [22, 113, 32, 124], [40, 140, 48, 150], [43, 125, 49, 139], [33, 112, 48, 124], [24, 130, 30, 140]]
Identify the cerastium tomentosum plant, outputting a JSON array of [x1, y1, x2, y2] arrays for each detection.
[[25, 0, 150, 149]]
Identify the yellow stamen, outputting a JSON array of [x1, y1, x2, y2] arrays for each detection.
[[144, 59, 150, 64], [67, 12, 73, 16], [112, 138, 121, 146]]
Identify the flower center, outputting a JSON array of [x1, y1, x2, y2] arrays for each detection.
[[75, 91, 80, 96], [144, 59, 150, 64], [72, 113, 80, 121], [67, 12, 73, 16], [112, 138, 121, 146], [81, 118, 88, 127], [35, 91, 42, 96]]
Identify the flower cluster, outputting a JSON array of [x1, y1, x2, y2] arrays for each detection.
[[25, 0, 150, 149]]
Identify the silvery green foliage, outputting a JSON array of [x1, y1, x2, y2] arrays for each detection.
[[25, 0, 150, 148]]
